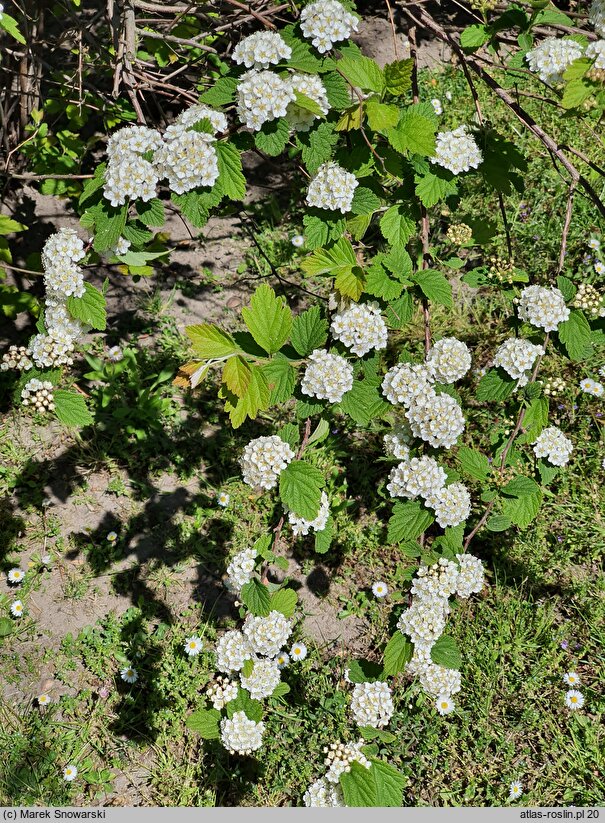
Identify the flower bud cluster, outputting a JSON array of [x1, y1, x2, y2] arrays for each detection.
[[573, 283, 603, 317], [532, 426, 573, 467], [301, 348, 354, 403], [431, 126, 483, 175], [543, 377, 566, 397], [206, 676, 239, 710], [300, 0, 360, 53], [446, 223, 473, 245], [323, 740, 371, 783], [240, 435, 295, 490], [21, 379, 55, 412], [1, 346, 33, 372], [486, 255, 516, 285], [330, 302, 388, 356]]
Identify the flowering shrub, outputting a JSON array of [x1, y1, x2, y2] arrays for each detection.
[[2, 0, 605, 807]]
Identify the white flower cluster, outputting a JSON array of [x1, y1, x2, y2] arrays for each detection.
[[303, 779, 344, 807], [236, 70, 295, 131], [206, 676, 239, 710], [154, 130, 218, 195], [516, 285, 570, 332], [286, 73, 331, 131], [383, 424, 412, 461], [232, 31, 292, 69], [590, 0, 605, 37], [300, 0, 360, 53], [215, 629, 254, 673], [426, 338, 472, 384], [350, 681, 394, 729], [301, 348, 353, 403], [586, 39, 605, 69], [29, 332, 74, 369], [243, 610, 292, 657], [382, 362, 434, 407], [428, 483, 472, 529], [399, 556, 485, 698], [103, 125, 163, 206], [331, 302, 388, 357], [387, 455, 447, 501], [42, 228, 85, 300], [165, 104, 228, 138], [220, 711, 265, 755], [526, 37, 584, 85], [431, 126, 483, 175], [240, 658, 281, 700], [305, 162, 358, 213], [532, 426, 573, 467], [1, 346, 33, 372], [493, 338, 544, 384], [21, 379, 55, 412], [239, 435, 295, 490], [406, 393, 465, 449], [226, 547, 257, 592], [288, 490, 330, 536]]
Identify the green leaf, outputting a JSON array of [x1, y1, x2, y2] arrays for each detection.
[[240, 579, 271, 617], [486, 514, 512, 532], [314, 516, 334, 553], [93, 204, 127, 253], [291, 305, 328, 356], [502, 476, 540, 497], [222, 356, 252, 399], [0, 12, 26, 44], [271, 682, 291, 699], [518, 396, 549, 444], [302, 237, 357, 276], [387, 111, 436, 156], [78, 165, 106, 209], [0, 617, 15, 638], [338, 379, 389, 426], [562, 76, 595, 109], [383, 58, 413, 96], [537, 460, 559, 486], [558, 309, 592, 362], [215, 142, 246, 201], [387, 501, 434, 543], [278, 423, 300, 451], [53, 390, 94, 428], [279, 460, 325, 520], [335, 266, 366, 300], [322, 71, 353, 110], [346, 659, 384, 684], [0, 215, 26, 235], [556, 275, 576, 302], [301, 122, 339, 175], [457, 446, 490, 481], [226, 688, 264, 722], [413, 270, 452, 308], [338, 54, 384, 93], [385, 292, 414, 329], [430, 635, 462, 669], [308, 417, 330, 446], [340, 760, 405, 807], [66, 282, 106, 331], [371, 760, 407, 807], [502, 489, 542, 528], [222, 363, 270, 428], [200, 76, 239, 106], [294, 90, 323, 116], [186, 324, 239, 359], [122, 222, 153, 246], [476, 369, 517, 402], [379, 205, 415, 248], [365, 100, 399, 133], [415, 168, 457, 207], [365, 261, 404, 301], [359, 727, 397, 744], [255, 118, 290, 156], [351, 186, 381, 216], [382, 632, 413, 676], [262, 357, 297, 404], [460, 24, 490, 49], [136, 198, 165, 226], [269, 588, 297, 618], [302, 215, 329, 249], [171, 191, 210, 228], [185, 708, 221, 739], [241, 284, 292, 355]]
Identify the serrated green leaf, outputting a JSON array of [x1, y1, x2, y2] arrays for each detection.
[[387, 111, 436, 156], [338, 379, 389, 426], [308, 417, 330, 446], [185, 708, 221, 739], [365, 100, 399, 133], [413, 270, 452, 307], [93, 204, 127, 253], [385, 292, 414, 329], [66, 282, 106, 331], [200, 76, 239, 106], [269, 588, 297, 618], [240, 579, 271, 617], [271, 682, 291, 698], [222, 356, 251, 399], [322, 71, 352, 109], [222, 363, 270, 428], [0, 12, 26, 44], [136, 198, 165, 226], [301, 121, 339, 175], [476, 369, 517, 402], [486, 514, 512, 532], [336, 265, 366, 300], [365, 261, 404, 301], [291, 305, 328, 356], [255, 118, 290, 156], [314, 516, 334, 553], [338, 54, 384, 93], [382, 632, 413, 676], [215, 142, 246, 201], [460, 24, 490, 49], [78, 165, 106, 209], [558, 309, 592, 362], [351, 186, 381, 216], [430, 635, 462, 669], [54, 390, 94, 428], [387, 501, 434, 543], [415, 168, 458, 207], [278, 422, 300, 450], [502, 489, 542, 528], [502, 475, 540, 497], [340, 760, 405, 807], [262, 357, 297, 404], [226, 688, 264, 722], [279, 460, 325, 520], [457, 446, 490, 481], [346, 659, 384, 684], [383, 58, 413, 96], [556, 275, 576, 302], [186, 324, 239, 359], [241, 284, 292, 355], [380, 205, 415, 248], [517, 397, 549, 444]]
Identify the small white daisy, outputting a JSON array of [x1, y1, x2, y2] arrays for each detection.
[[106, 531, 118, 543], [431, 98, 443, 116], [372, 581, 389, 598], [107, 345, 124, 362], [445, 91, 453, 101], [184, 636, 204, 657], [7, 568, 25, 584], [588, 238, 601, 250], [63, 765, 78, 782], [563, 672, 581, 687], [276, 652, 290, 669], [435, 694, 455, 715], [40, 554, 52, 566], [38, 693, 52, 706], [602, 457, 605, 470], [291, 234, 304, 248], [120, 665, 138, 684], [509, 780, 523, 800], [290, 642, 307, 661], [565, 689, 584, 710], [217, 492, 230, 507], [596, 261, 605, 275], [10, 600, 24, 618]]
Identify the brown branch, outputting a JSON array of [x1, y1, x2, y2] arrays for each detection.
[[557, 182, 576, 275], [135, 27, 217, 52]]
